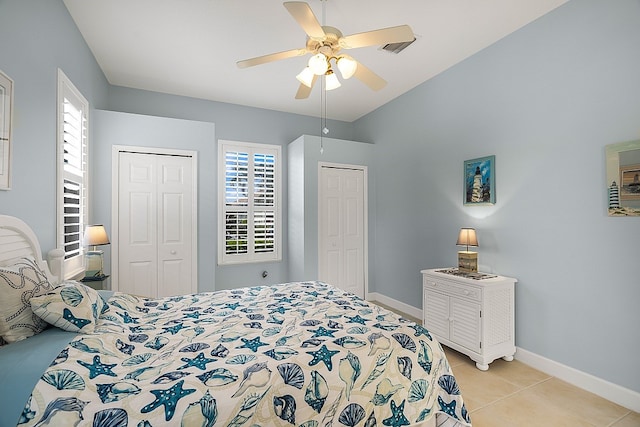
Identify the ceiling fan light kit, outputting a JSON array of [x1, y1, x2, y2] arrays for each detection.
[[236, 1, 415, 99]]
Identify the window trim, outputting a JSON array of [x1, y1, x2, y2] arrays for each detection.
[[56, 69, 89, 279], [217, 140, 282, 265]]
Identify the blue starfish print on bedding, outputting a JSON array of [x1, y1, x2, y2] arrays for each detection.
[[183, 311, 200, 319], [345, 314, 369, 325], [225, 302, 240, 310], [408, 323, 432, 340], [162, 322, 185, 335], [382, 399, 410, 427], [178, 352, 216, 370], [270, 306, 287, 315], [306, 344, 340, 371], [117, 311, 139, 324], [238, 336, 269, 352], [309, 326, 338, 338], [62, 308, 91, 329], [437, 396, 458, 418], [77, 355, 117, 379], [141, 379, 196, 421]]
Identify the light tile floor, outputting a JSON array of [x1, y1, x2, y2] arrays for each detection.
[[371, 300, 640, 427]]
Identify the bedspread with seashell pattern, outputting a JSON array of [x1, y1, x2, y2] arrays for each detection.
[[19, 281, 471, 427]]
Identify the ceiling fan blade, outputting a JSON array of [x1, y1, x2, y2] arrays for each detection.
[[339, 25, 414, 49], [353, 61, 387, 91], [284, 2, 326, 41], [295, 75, 318, 99], [237, 48, 308, 69]]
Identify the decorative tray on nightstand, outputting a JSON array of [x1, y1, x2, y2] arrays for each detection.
[[435, 268, 497, 280]]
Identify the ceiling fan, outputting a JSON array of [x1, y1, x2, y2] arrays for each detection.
[[236, 1, 415, 99]]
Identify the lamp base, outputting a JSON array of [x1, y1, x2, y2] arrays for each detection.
[[85, 250, 105, 279], [458, 251, 478, 273]]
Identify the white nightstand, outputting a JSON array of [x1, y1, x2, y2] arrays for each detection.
[[80, 275, 110, 291], [421, 268, 516, 370]]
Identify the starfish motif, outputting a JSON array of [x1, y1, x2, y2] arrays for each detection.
[[178, 352, 216, 370], [62, 308, 91, 329], [438, 396, 458, 418], [408, 324, 432, 340], [77, 355, 117, 379], [141, 379, 196, 421], [306, 344, 340, 371], [225, 302, 241, 310], [270, 306, 287, 315], [382, 399, 410, 427], [238, 336, 269, 352], [309, 326, 338, 338], [183, 311, 201, 319], [162, 323, 185, 335], [345, 314, 369, 325]]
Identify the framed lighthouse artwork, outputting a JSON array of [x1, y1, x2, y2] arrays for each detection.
[[464, 155, 495, 205]]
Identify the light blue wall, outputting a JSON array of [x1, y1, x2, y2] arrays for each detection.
[[0, 0, 109, 249], [354, 0, 640, 393]]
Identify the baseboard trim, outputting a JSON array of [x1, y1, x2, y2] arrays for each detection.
[[515, 347, 640, 412], [366, 292, 639, 413], [367, 292, 422, 320]]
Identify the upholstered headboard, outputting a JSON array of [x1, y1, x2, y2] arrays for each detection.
[[0, 215, 64, 285]]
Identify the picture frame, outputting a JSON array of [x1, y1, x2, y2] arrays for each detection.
[[0, 69, 13, 191], [606, 139, 640, 216], [463, 155, 495, 205]]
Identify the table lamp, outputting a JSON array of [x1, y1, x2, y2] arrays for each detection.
[[456, 227, 478, 273], [84, 224, 110, 279]]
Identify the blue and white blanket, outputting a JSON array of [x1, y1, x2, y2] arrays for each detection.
[[18, 282, 471, 426]]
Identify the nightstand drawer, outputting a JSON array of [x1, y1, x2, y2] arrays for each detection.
[[423, 278, 481, 301]]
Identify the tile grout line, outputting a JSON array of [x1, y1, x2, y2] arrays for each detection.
[[466, 376, 555, 414]]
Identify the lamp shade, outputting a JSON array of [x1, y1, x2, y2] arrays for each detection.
[[337, 55, 357, 79], [296, 67, 315, 87], [84, 225, 110, 247], [456, 228, 478, 247], [325, 70, 341, 90], [308, 53, 329, 75]]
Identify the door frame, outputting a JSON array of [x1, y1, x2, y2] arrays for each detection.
[[111, 145, 198, 293], [318, 161, 369, 298]]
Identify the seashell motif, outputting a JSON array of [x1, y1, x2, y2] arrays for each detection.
[[116, 339, 135, 355], [42, 369, 85, 391], [96, 381, 141, 403], [372, 322, 399, 331], [51, 348, 69, 366], [273, 394, 296, 424], [243, 321, 263, 329], [196, 368, 238, 387], [122, 353, 153, 366], [210, 343, 229, 358], [124, 363, 170, 381], [92, 408, 128, 427], [264, 348, 298, 361], [438, 374, 461, 395], [18, 395, 35, 424], [346, 326, 369, 335], [338, 403, 365, 427], [367, 332, 391, 356], [60, 286, 84, 307], [267, 314, 285, 324], [300, 319, 322, 326], [392, 333, 417, 353], [338, 351, 361, 400], [181, 390, 217, 427], [262, 326, 282, 337], [299, 421, 319, 427], [397, 356, 413, 380], [179, 342, 210, 353], [301, 338, 323, 347], [358, 308, 374, 316], [232, 362, 272, 398], [128, 334, 148, 343], [70, 337, 117, 356], [144, 336, 169, 351], [226, 354, 257, 365], [417, 340, 433, 374], [246, 313, 265, 320], [152, 371, 191, 384], [327, 320, 342, 329], [333, 336, 366, 349], [370, 378, 402, 406], [304, 370, 328, 413], [408, 379, 428, 403], [277, 363, 305, 389]]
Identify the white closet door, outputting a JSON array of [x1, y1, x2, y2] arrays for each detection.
[[118, 151, 195, 297], [319, 165, 366, 298]]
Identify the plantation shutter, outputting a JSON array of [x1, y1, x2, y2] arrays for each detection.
[[218, 141, 281, 265], [57, 70, 88, 278]]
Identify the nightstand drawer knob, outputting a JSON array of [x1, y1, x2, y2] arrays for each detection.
[[170, 250, 177, 255]]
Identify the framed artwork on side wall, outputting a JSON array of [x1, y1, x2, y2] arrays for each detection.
[[464, 155, 495, 205], [0, 69, 13, 191], [606, 139, 640, 216]]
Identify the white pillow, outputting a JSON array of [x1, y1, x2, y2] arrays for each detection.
[[30, 281, 107, 333], [0, 257, 55, 343]]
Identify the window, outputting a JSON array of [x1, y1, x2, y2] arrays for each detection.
[[218, 140, 281, 265], [56, 70, 89, 279]]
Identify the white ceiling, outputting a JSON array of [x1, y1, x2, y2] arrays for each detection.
[[63, 0, 568, 122]]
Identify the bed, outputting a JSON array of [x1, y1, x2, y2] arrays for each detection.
[[0, 214, 471, 427]]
